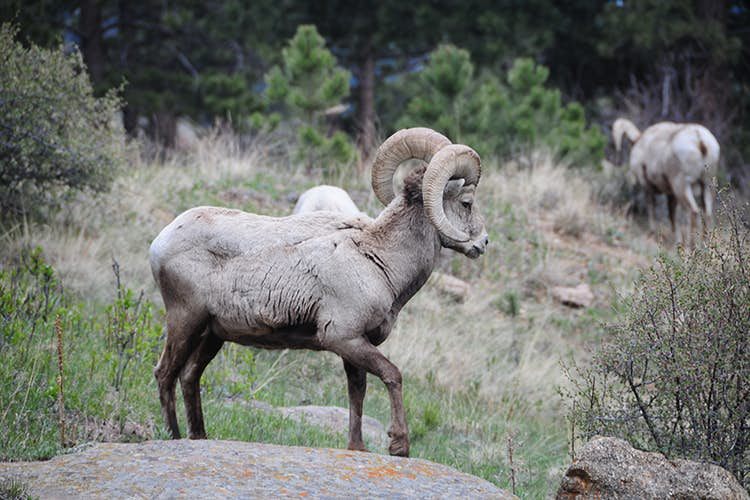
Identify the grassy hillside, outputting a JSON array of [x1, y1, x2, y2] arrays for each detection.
[[0, 130, 663, 497]]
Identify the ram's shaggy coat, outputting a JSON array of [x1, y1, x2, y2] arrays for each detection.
[[149, 128, 488, 456], [613, 118, 719, 245]]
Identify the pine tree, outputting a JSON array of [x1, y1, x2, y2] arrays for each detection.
[[398, 46, 604, 166], [264, 25, 355, 170]]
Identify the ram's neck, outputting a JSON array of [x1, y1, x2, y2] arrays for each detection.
[[362, 198, 442, 307]]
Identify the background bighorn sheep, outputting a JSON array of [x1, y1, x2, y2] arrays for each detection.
[[149, 127, 488, 457], [612, 118, 719, 245], [292, 184, 365, 217]]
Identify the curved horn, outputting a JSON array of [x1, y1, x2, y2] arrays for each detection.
[[612, 118, 641, 152], [371, 127, 452, 205], [423, 144, 481, 243]]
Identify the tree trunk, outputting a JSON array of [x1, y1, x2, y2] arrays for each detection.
[[356, 43, 376, 172], [79, 0, 104, 85], [153, 111, 177, 150], [118, 0, 138, 135]]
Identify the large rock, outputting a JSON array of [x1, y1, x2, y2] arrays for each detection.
[[428, 272, 472, 302], [550, 283, 594, 308], [0, 439, 517, 499], [557, 436, 748, 499], [278, 405, 388, 449], [243, 401, 388, 449]]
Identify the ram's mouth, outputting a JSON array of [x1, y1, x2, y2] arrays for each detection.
[[465, 246, 482, 259]]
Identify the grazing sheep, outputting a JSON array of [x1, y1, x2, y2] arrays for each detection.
[[149, 127, 488, 457], [292, 185, 364, 217], [612, 118, 719, 245]]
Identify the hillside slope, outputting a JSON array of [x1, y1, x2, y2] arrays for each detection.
[[0, 132, 663, 497]]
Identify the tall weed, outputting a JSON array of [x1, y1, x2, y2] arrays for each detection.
[[0, 249, 162, 459]]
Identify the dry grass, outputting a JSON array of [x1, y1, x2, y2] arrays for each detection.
[[383, 153, 659, 409], [1, 129, 660, 411], [1, 131, 310, 303]]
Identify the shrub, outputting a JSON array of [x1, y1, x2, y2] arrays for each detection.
[[565, 199, 750, 488], [0, 23, 127, 218], [201, 73, 264, 123], [498, 58, 605, 165], [397, 45, 485, 151], [0, 249, 162, 459], [0, 248, 69, 459], [104, 261, 162, 395]]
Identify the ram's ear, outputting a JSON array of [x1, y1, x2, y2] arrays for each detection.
[[444, 178, 466, 198]]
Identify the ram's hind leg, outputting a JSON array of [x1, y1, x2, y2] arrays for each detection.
[[334, 338, 409, 457], [667, 194, 682, 246], [154, 307, 208, 439], [343, 360, 368, 452], [644, 185, 657, 234], [180, 331, 224, 439]]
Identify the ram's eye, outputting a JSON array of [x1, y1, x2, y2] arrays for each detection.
[[461, 201, 472, 209]]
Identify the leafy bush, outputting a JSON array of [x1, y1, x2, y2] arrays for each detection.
[[0, 249, 162, 459], [497, 58, 605, 164], [105, 261, 162, 394], [398, 46, 605, 165], [565, 200, 750, 488], [0, 23, 128, 217], [0, 248, 70, 459], [263, 25, 356, 170], [397, 45, 478, 140]]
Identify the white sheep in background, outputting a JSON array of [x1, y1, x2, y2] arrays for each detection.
[[149, 127, 488, 457], [292, 184, 365, 217], [612, 117, 720, 245]]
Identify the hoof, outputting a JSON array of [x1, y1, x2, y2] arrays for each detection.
[[347, 442, 369, 452], [388, 436, 410, 457]]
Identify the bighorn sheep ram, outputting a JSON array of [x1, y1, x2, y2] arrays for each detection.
[[612, 118, 719, 245], [292, 184, 365, 217], [149, 127, 488, 457]]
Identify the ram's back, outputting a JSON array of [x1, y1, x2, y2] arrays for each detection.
[[149, 205, 389, 346], [150, 206, 368, 276]]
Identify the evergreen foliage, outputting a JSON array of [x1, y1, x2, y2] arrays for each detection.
[[496, 58, 605, 164], [397, 45, 478, 143], [264, 25, 355, 170], [398, 46, 605, 165], [0, 23, 127, 218]]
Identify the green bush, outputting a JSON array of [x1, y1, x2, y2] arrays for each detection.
[[104, 261, 163, 394], [263, 25, 356, 171], [501, 58, 605, 164], [0, 24, 125, 214], [0, 248, 70, 459], [398, 46, 605, 165], [565, 200, 750, 488], [0, 23, 127, 218], [0, 249, 162, 459]]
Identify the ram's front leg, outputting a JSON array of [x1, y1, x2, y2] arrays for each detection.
[[343, 359, 368, 452], [334, 337, 409, 457]]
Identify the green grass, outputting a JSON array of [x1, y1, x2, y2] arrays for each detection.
[[0, 129, 666, 498], [0, 476, 34, 500], [201, 348, 569, 497], [0, 246, 567, 497]]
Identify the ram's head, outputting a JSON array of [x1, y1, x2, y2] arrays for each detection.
[[371, 127, 488, 258]]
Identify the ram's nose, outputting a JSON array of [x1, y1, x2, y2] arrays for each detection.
[[472, 233, 489, 255]]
